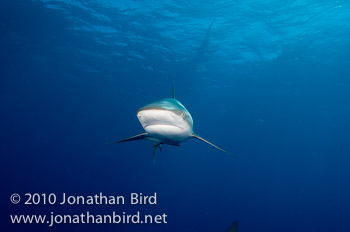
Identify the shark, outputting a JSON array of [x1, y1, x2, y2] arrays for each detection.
[[227, 221, 238, 232], [110, 82, 239, 163]]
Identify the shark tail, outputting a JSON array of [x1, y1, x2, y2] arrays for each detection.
[[107, 132, 148, 144], [108, 133, 163, 166], [152, 142, 162, 166], [191, 133, 240, 159], [207, 19, 216, 31]]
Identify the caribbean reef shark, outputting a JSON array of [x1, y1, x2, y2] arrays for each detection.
[[193, 19, 216, 65], [110, 83, 239, 163], [227, 221, 238, 232]]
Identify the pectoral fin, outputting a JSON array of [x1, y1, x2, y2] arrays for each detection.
[[191, 133, 240, 159], [107, 132, 148, 144]]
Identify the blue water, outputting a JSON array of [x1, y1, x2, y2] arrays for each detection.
[[1, 0, 350, 231]]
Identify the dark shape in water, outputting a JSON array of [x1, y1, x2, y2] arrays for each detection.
[[227, 221, 238, 232], [193, 19, 216, 65]]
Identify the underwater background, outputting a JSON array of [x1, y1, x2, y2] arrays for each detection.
[[1, 0, 350, 231]]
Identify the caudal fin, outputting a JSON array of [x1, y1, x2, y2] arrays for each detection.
[[107, 132, 148, 144], [152, 142, 162, 166], [191, 133, 240, 159]]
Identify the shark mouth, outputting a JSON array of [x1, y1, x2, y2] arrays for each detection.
[[144, 124, 183, 130]]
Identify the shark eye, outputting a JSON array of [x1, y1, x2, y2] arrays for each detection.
[[181, 112, 185, 118]]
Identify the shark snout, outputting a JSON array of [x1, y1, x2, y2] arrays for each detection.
[[137, 109, 191, 132]]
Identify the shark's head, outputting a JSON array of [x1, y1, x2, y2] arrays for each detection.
[[136, 98, 193, 143]]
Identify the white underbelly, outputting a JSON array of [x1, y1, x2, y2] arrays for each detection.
[[144, 124, 192, 142]]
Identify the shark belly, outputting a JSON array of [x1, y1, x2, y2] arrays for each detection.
[[137, 109, 192, 144]]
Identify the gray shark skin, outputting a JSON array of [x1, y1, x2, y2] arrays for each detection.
[[110, 83, 239, 163]]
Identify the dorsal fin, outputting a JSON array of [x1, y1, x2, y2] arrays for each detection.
[[172, 80, 175, 99]]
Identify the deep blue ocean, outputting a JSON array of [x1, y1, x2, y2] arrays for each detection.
[[1, 0, 350, 231]]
